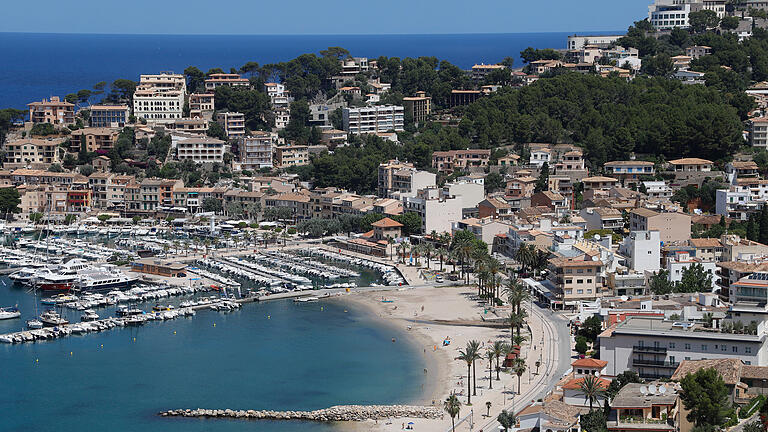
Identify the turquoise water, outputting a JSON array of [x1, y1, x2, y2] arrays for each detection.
[[0, 277, 427, 431]]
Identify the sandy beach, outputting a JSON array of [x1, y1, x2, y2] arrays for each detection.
[[334, 281, 566, 432]]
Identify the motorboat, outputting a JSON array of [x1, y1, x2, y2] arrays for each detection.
[[40, 310, 69, 327], [26, 319, 44, 329], [80, 310, 99, 322], [0, 307, 21, 320]]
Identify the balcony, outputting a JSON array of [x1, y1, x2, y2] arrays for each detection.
[[632, 345, 667, 353], [632, 358, 679, 368]]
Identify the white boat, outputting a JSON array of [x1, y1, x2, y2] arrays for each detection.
[[294, 297, 319, 303], [0, 307, 21, 320], [81, 310, 99, 322]]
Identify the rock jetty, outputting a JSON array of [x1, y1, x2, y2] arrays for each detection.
[[159, 405, 443, 422]]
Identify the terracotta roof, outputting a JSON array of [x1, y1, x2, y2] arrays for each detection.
[[562, 376, 610, 390], [732, 161, 759, 169], [631, 208, 659, 218], [671, 358, 743, 385], [571, 358, 608, 368], [583, 176, 619, 182], [371, 217, 403, 228], [741, 365, 768, 380], [605, 160, 655, 166], [689, 238, 722, 248], [669, 158, 713, 165]]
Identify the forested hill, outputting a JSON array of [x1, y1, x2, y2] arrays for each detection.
[[459, 73, 745, 166]]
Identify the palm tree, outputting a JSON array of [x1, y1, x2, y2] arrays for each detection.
[[457, 349, 474, 405], [387, 236, 395, 261], [531, 249, 550, 277], [514, 358, 526, 395], [515, 244, 534, 273], [458, 241, 475, 284], [504, 278, 530, 314], [492, 341, 505, 380], [436, 247, 448, 272], [443, 394, 462, 431], [449, 248, 460, 274], [513, 334, 528, 346], [485, 349, 494, 389], [507, 311, 526, 344], [395, 243, 404, 264], [578, 375, 606, 411], [468, 340, 481, 396], [424, 242, 435, 270], [486, 258, 501, 301], [402, 241, 411, 265], [535, 359, 541, 375]]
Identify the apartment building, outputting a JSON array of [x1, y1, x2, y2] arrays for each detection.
[[644, 181, 674, 200], [605, 160, 656, 187], [630, 208, 691, 243], [648, 0, 699, 30], [377, 160, 434, 197], [567, 34, 623, 50], [402, 91, 432, 124], [172, 134, 225, 164], [89, 104, 130, 127], [470, 64, 506, 81], [543, 255, 604, 307], [750, 117, 768, 148], [239, 132, 274, 170], [274, 108, 290, 130], [340, 57, 369, 75], [583, 176, 620, 192], [204, 73, 249, 90], [274, 145, 309, 168], [580, 207, 624, 231], [69, 127, 120, 152], [27, 97, 75, 125], [451, 217, 510, 253], [342, 105, 404, 135], [666, 250, 717, 283], [132, 73, 186, 124], [216, 111, 246, 139], [431, 149, 491, 174], [189, 93, 215, 119], [166, 118, 208, 134], [4, 138, 63, 169], [600, 316, 768, 378], [448, 90, 483, 108], [506, 176, 537, 198], [264, 192, 312, 221]]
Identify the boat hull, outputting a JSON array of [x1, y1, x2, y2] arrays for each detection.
[[37, 282, 75, 291]]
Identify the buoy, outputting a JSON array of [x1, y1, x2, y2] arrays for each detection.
[[267, 315, 270, 319], [70, 352, 73, 356], [133, 337, 136, 342], [100, 344, 103, 348], [321, 307, 323, 311], [35, 359, 39, 363], [344, 310, 348, 313], [173, 331, 176, 335], [213, 323, 216, 327]]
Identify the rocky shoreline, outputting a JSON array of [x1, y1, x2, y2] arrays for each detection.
[[159, 405, 444, 422]]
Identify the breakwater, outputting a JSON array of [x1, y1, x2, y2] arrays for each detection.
[[160, 405, 443, 422]]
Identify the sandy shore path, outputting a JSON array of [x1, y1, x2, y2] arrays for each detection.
[[335, 282, 570, 432]]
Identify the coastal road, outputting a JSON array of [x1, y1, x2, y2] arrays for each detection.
[[473, 300, 572, 432]]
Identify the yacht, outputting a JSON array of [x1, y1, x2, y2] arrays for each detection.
[[76, 268, 137, 291], [0, 307, 21, 320]]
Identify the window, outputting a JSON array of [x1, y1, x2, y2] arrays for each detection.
[[721, 345, 727, 352], [685, 343, 691, 350], [577, 279, 583, 284], [746, 347, 752, 354], [669, 342, 675, 349], [702, 344, 708, 351], [733, 346, 738, 353], [669, 356, 676, 364]]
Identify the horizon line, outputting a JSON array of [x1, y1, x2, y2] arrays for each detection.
[[0, 30, 627, 37]]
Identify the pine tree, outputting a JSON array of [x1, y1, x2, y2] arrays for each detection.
[[535, 162, 549, 193], [760, 206, 768, 244], [748, 215, 758, 242]]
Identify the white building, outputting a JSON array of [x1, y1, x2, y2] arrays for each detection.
[[529, 148, 552, 168], [132, 73, 187, 125], [599, 316, 768, 378], [172, 133, 225, 164], [666, 251, 717, 284], [644, 181, 673, 200], [567, 34, 624, 50], [216, 112, 246, 139], [342, 105, 404, 135], [648, 0, 697, 30], [619, 230, 661, 273], [402, 182, 483, 234], [239, 132, 274, 170]]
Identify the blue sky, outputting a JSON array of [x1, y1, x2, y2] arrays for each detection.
[[4, 0, 650, 34]]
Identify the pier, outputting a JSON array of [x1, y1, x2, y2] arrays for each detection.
[[159, 405, 443, 422]]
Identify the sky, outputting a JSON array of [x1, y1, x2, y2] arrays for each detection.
[[3, 0, 650, 35]]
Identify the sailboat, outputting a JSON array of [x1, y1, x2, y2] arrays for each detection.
[[27, 286, 43, 329]]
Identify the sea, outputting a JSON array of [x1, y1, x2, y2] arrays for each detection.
[[0, 31, 622, 109], [0, 274, 427, 432]]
